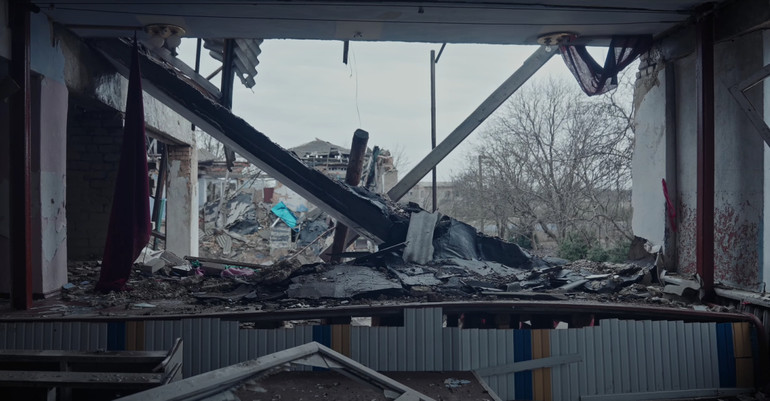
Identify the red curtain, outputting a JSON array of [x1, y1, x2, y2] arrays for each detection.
[[96, 39, 151, 292], [560, 35, 652, 96]]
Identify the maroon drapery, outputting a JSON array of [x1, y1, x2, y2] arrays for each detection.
[[560, 35, 653, 96], [96, 39, 151, 292]]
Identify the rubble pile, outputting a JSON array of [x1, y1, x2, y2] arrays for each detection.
[[58, 200, 715, 315], [60, 237, 686, 315], [198, 192, 275, 264]]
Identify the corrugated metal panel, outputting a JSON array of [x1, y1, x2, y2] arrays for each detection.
[[0, 310, 750, 395]]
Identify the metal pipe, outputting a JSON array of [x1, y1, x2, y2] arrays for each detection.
[[430, 50, 437, 212], [205, 66, 223, 81], [695, 8, 715, 299], [151, 145, 168, 249], [220, 39, 236, 170], [330, 129, 369, 263], [9, 0, 33, 309]]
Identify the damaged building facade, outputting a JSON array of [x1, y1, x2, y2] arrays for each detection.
[[2, 0, 770, 400], [631, 2, 770, 298]]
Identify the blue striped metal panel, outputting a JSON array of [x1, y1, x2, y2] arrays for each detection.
[[514, 329, 532, 400], [717, 322, 737, 387], [0, 308, 744, 397]]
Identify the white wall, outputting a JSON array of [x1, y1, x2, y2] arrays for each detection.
[[632, 67, 668, 246]]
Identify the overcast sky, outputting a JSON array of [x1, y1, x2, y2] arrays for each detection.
[[178, 39, 598, 182]]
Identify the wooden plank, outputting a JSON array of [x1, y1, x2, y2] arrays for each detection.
[[332, 325, 343, 355], [127, 321, 137, 351], [0, 370, 162, 389], [733, 322, 752, 358], [533, 330, 544, 401], [342, 325, 351, 358], [736, 357, 755, 388]]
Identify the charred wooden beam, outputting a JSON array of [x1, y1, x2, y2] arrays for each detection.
[[330, 129, 369, 263]]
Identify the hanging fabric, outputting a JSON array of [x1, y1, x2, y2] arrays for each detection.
[[96, 37, 151, 292], [560, 35, 653, 96]]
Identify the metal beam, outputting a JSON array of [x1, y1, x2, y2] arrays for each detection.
[[388, 45, 556, 201], [93, 39, 396, 244], [430, 49, 437, 212], [582, 388, 754, 401], [695, 9, 715, 299], [474, 353, 582, 377], [117, 342, 435, 401], [9, 0, 33, 310]]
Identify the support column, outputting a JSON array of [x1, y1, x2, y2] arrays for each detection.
[[764, 30, 770, 290], [695, 10, 715, 298], [30, 76, 68, 296], [9, 0, 33, 309], [166, 144, 198, 257], [663, 64, 678, 271]]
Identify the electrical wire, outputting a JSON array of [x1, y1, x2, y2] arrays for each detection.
[[349, 47, 362, 127]]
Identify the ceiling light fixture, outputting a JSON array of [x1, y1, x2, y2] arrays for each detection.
[[144, 24, 186, 50], [537, 32, 576, 50]]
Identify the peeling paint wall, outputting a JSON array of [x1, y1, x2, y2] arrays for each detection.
[[632, 62, 667, 246], [167, 145, 199, 257], [668, 32, 765, 290], [30, 76, 69, 295]]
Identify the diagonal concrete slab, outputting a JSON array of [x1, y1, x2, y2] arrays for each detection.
[[92, 39, 397, 244]]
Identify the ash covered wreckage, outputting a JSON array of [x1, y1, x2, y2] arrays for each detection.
[[2, 0, 770, 400]]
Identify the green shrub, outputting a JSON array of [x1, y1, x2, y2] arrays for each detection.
[[586, 246, 609, 262], [558, 234, 590, 261], [606, 240, 631, 263]]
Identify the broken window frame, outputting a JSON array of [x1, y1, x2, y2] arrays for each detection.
[[728, 63, 770, 146]]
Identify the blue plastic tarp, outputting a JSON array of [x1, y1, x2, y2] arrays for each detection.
[[271, 201, 299, 230]]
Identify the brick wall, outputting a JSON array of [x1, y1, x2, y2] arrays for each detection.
[[66, 99, 123, 260]]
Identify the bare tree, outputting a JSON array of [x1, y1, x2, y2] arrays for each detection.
[[451, 76, 634, 247], [196, 128, 225, 160]]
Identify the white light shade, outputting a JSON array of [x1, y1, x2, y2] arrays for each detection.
[[165, 34, 182, 49], [147, 35, 165, 49]]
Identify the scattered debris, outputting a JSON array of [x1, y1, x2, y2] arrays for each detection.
[[287, 265, 403, 299], [56, 199, 676, 315], [444, 378, 471, 389]]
